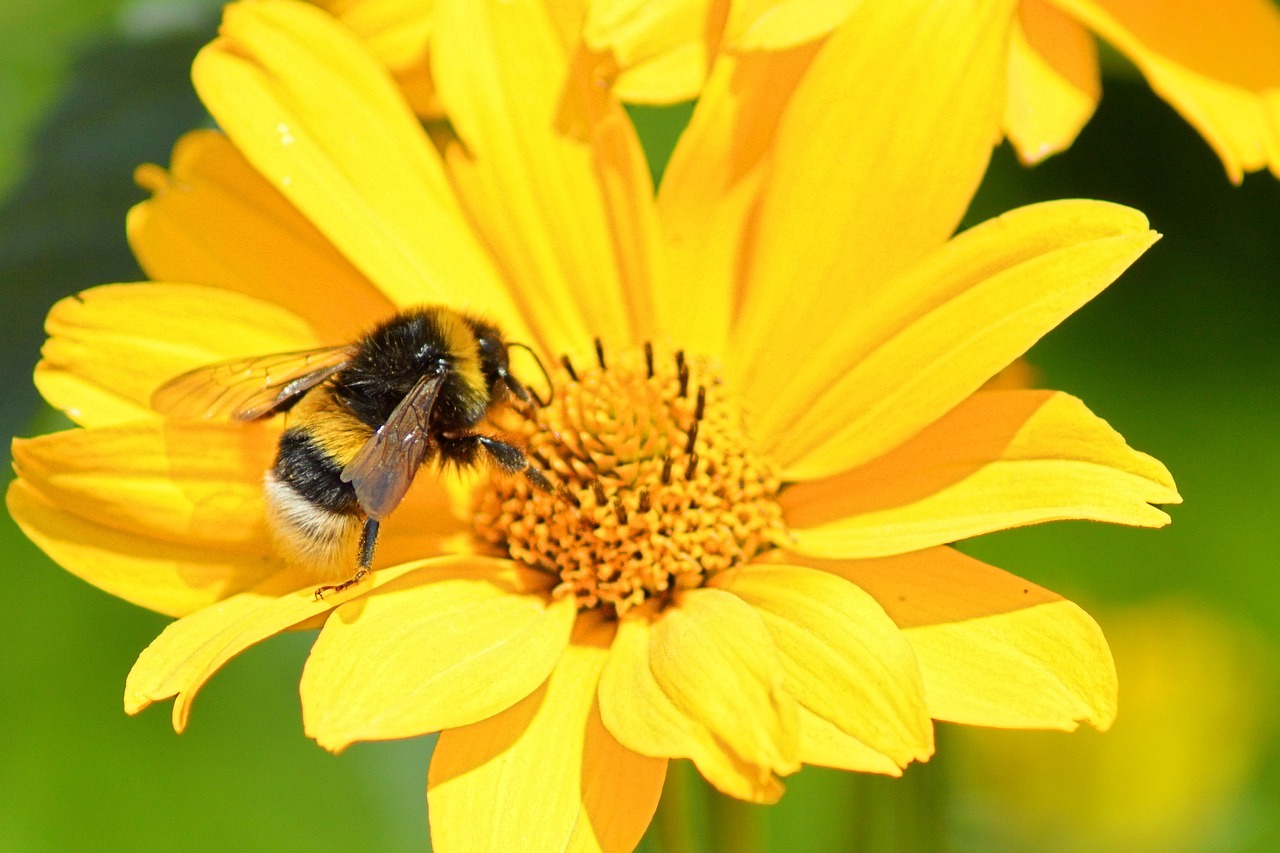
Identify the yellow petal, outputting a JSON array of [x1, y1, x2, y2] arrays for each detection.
[[613, 39, 709, 104], [429, 619, 665, 853], [810, 548, 1118, 730], [784, 389, 1180, 558], [730, 0, 1015, 395], [598, 608, 785, 802], [9, 409, 469, 610], [725, 0, 855, 50], [761, 200, 1158, 480], [710, 566, 933, 768], [193, 0, 525, 332], [313, 0, 433, 71], [797, 707, 907, 776], [301, 561, 574, 750], [655, 41, 818, 358], [599, 590, 798, 802], [1054, 0, 1280, 182], [35, 283, 322, 427], [6, 477, 286, 619], [1004, 0, 1101, 164], [12, 420, 279, 552], [125, 558, 445, 732], [128, 130, 393, 342], [585, 0, 713, 104], [432, 0, 660, 355], [10, 418, 282, 619]]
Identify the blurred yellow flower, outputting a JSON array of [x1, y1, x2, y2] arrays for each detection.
[[952, 600, 1277, 852], [580, 0, 1280, 181], [8, 0, 1180, 849]]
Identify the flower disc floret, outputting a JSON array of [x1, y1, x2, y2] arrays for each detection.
[[473, 344, 786, 614]]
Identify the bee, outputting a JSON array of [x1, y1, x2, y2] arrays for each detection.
[[152, 306, 553, 597]]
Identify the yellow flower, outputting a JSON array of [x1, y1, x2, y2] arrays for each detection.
[[8, 0, 1180, 849], [582, 0, 1280, 181]]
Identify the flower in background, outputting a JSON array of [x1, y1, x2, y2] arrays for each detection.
[[952, 600, 1277, 853], [9, 0, 1179, 849], [581, 0, 1280, 181]]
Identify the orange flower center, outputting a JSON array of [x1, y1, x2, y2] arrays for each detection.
[[472, 344, 785, 615]]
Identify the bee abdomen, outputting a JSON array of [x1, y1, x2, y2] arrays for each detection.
[[273, 429, 362, 514], [264, 429, 363, 578]]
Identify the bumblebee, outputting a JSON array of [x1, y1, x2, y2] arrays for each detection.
[[153, 306, 552, 596]]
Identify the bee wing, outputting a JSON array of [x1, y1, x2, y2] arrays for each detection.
[[340, 371, 444, 520], [151, 346, 356, 422]]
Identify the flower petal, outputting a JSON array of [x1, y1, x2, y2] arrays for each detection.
[[128, 130, 393, 342], [193, 0, 525, 331], [313, 0, 433, 71], [35, 283, 323, 427], [784, 389, 1180, 558], [432, 0, 660, 354], [584, 0, 713, 103], [730, 0, 1015, 395], [809, 548, 1118, 731], [10, 420, 287, 617], [428, 618, 665, 853], [7, 478, 285, 619], [797, 707, 906, 776], [301, 560, 574, 750], [12, 421, 279, 552], [1056, 0, 1280, 182], [1004, 0, 1100, 164], [725, 0, 856, 50], [710, 565, 933, 767], [655, 41, 818, 358], [599, 591, 798, 802], [124, 558, 434, 732], [762, 200, 1158, 480], [9, 417, 467, 617]]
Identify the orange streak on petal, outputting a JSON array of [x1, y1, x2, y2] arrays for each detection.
[[1054, 0, 1280, 180], [1004, 0, 1100, 164], [429, 617, 665, 852]]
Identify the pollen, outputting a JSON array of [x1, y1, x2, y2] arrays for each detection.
[[472, 344, 786, 616]]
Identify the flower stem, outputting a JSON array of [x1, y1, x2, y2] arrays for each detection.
[[651, 761, 708, 853]]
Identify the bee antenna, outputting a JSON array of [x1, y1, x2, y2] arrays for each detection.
[[506, 341, 554, 406]]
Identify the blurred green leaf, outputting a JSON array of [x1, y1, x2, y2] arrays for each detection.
[[0, 19, 215, 450]]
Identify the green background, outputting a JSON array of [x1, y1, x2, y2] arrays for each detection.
[[2, 2, 1278, 850]]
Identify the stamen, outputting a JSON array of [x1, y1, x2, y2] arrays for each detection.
[[472, 345, 785, 617], [684, 422, 699, 455]]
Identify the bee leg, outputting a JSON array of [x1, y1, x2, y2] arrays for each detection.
[[471, 435, 554, 493], [314, 517, 381, 600]]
